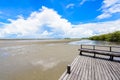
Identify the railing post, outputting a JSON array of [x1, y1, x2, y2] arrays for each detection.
[[109, 56, 113, 61], [93, 45, 96, 58], [79, 45, 82, 55], [93, 45, 95, 50], [67, 65, 71, 74], [81, 44, 82, 49], [80, 51, 82, 55], [110, 46, 112, 52]]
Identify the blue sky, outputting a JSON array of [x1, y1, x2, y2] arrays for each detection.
[[0, 0, 120, 38]]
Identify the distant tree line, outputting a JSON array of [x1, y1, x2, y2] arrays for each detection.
[[89, 31, 120, 42]]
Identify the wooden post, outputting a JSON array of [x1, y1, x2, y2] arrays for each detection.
[[93, 45, 95, 50], [93, 53, 96, 58], [80, 51, 82, 55], [79, 45, 82, 55], [111, 56, 114, 61], [67, 65, 71, 74], [109, 56, 114, 61], [81, 44, 82, 49], [93, 45, 96, 58], [109, 47, 113, 60], [110, 46, 112, 52]]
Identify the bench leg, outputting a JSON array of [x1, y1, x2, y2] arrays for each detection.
[[79, 51, 82, 55], [93, 53, 96, 58], [109, 56, 114, 61]]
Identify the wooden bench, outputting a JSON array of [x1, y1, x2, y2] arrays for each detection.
[[78, 45, 120, 61]]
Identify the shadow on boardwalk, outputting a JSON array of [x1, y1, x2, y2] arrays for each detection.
[[81, 53, 120, 63]]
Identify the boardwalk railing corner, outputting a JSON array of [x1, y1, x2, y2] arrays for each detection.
[[59, 44, 120, 80], [78, 44, 120, 61]]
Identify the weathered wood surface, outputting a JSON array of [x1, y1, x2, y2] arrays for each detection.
[[59, 55, 120, 80]]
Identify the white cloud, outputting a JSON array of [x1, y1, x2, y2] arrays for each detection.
[[108, 4, 120, 14], [97, 13, 111, 19], [97, 0, 120, 19], [66, 4, 75, 9], [102, 0, 119, 8], [0, 6, 120, 38], [80, 0, 87, 5], [0, 6, 72, 38], [70, 20, 120, 38], [80, 0, 96, 5]]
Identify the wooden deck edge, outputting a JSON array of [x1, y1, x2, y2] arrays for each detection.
[[59, 56, 80, 80]]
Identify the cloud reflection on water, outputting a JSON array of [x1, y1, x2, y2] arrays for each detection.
[[31, 59, 59, 71]]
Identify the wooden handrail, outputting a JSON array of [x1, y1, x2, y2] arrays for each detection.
[[80, 44, 120, 48], [80, 44, 120, 53]]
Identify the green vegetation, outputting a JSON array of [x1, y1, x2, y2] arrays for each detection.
[[64, 38, 71, 40], [89, 31, 120, 42]]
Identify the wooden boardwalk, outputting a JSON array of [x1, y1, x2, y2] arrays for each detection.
[[59, 54, 120, 80]]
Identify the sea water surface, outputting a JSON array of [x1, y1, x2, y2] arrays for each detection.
[[69, 39, 120, 45], [0, 39, 78, 80]]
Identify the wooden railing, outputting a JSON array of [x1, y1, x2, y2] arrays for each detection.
[[78, 44, 120, 60]]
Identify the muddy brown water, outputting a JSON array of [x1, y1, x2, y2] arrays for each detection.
[[0, 40, 79, 80]]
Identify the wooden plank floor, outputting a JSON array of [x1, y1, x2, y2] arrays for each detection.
[[59, 53, 120, 80]]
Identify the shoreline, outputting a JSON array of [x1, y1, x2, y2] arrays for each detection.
[[0, 39, 81, 47]]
